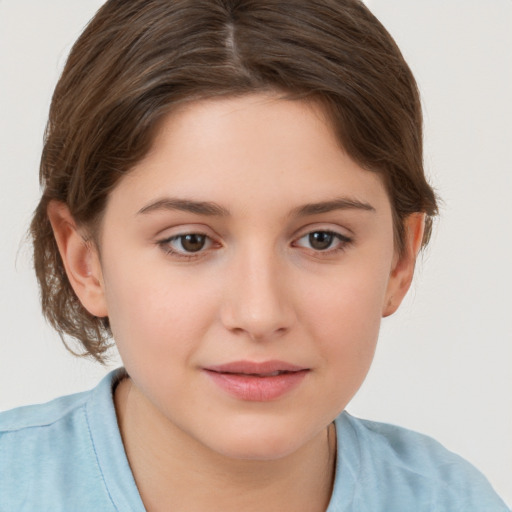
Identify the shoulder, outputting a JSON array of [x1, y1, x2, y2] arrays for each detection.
[[327, 412, 510, 512], [0, 385, 93, 469], [0, 369, 129, 511], [344, 413, 469, 470], [0, 388, 90, 432]]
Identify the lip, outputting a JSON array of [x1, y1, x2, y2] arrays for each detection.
[[203, 360, 309, 401]]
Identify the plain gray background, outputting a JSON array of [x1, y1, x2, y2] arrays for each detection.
[[1, 0, 511, 505]]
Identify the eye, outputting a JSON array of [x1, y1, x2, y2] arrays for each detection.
[[176, 233, 208, 252], [158, 232, 213, 257], [294, 230, 351, 252]]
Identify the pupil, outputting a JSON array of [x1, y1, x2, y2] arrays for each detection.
[[309, 232, 333, 250], [181, 234, 205, 252]]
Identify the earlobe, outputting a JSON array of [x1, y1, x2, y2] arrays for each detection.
[[47, 201, 108, 318], [382, 213, 425, 317]]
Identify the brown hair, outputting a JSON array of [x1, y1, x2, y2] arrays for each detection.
[[31, 0, 438, 362]]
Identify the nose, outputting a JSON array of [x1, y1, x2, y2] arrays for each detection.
[[220, 247, 296, 341]]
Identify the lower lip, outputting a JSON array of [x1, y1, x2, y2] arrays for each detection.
[[204, 370, 308, 401]]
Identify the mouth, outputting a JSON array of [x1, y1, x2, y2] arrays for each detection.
[[219, 370, 295, 377], [203, 360, 309, 401], [207, 369, 302, 378], [204, 360, 307, 375]]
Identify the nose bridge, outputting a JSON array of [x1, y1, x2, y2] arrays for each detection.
[[221, 240, 294, 340]]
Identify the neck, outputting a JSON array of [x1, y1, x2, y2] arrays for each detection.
[[115, 377, 336, 512]]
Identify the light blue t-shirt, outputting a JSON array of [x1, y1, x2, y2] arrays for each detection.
[[0, 369, 508, 511]]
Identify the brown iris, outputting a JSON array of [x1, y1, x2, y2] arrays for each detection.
[[308, 232, 334, 250], [180, 234, 207, 252]]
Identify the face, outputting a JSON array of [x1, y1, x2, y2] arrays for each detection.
[[81, 94, 414, 460]]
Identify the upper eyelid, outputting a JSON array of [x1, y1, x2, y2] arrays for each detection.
[[155, 223, 218, 240], [159, 233, 217, 250], [292, 223, 353, 240], [293, 230, 351, 247], [157, 233, 216, 259], [299, 228, 351, 238], [160, 231, 210, 241], [155, 223, 353, 244], [157, 232, 352, 263]]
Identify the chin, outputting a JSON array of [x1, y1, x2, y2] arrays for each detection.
[[217, 440, 299, 462], [203, 421, 311, 462]]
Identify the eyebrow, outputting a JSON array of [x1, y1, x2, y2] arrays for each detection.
[[292, 198, 376, 216], [137, 196, 375, 218], [137, 198, 230, 216]]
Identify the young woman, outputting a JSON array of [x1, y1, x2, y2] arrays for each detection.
[[0, 1, 508, 510]]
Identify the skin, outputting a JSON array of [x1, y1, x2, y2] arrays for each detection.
[[49, 93, 424, 511]]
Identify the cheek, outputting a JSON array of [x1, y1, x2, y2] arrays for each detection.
[[300, 260, 390, 372], [313, 289, 382, 368], [102, 260, 218, 367]]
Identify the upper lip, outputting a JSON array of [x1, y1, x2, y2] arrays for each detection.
[[204, 360, 308, 376]]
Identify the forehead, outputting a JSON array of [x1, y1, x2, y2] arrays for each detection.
[[108, 93, 391, 220]]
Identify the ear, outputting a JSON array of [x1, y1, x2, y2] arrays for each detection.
[[47, 201, 108, 318], [382, 213, 425, 317]]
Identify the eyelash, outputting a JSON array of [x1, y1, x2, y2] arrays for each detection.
[[158, 233, 214, 261], [293, 230, 352, 255], [157, 230, 353, 260]]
